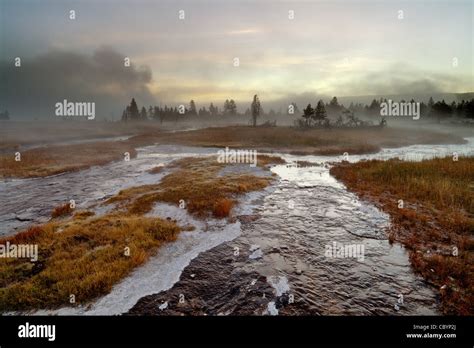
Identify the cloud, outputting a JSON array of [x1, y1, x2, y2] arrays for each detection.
[[227, 28, 262, 35], [329, 64, 470, 97], [0, 47, 156, 120]]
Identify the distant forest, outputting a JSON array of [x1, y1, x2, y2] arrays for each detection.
[[121, 96, 474, 126]]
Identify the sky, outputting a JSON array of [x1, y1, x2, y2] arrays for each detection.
[[0, 0, 473, 119]]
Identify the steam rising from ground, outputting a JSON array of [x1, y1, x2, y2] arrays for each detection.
[[0, 47, 156, 120]]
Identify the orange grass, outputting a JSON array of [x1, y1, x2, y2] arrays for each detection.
[[106, 155, 282, 218], [0, 213, 180, 311]]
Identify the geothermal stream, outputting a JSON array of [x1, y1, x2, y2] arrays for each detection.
[[1, 138, 473, 316]]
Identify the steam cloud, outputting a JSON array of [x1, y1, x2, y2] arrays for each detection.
[[0, 47, 156, 120]]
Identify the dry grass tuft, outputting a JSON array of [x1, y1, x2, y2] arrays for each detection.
[[148, 166, 164, 174], [213, 198, 234, 218], [0, 214, 180, 311], [51, 203, 73, 219], [73, 210, 96, 220], [107, 156, 278, 218], [6, 226, 44, 245], [257, 154, 286, 167]]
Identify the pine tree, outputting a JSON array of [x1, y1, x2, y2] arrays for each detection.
[[428, 96, 435, 108], [313, 100, 327, 125], [465, 99, 474, 119], [189, 100, 197, 115], [328, 96, 341, 115], [368, 99, 380, 117], [129, 98, 139, 120], [229, 99, 237, 115], [428, 97, 435, 118], [209, 103, 217, 116], [251, 94, 261, 127], [224, 100, 230, 115], [302, 104, 314, 127], [140, 106, 148, 120]]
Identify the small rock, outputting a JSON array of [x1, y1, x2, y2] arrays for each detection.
[[190, 274, 196, 278], [249, 249, 263, 260], [295, 269, 303, 275], [15, 213, 34, 222], [265, 301, 279, 316], [158, 301, 168, 311]]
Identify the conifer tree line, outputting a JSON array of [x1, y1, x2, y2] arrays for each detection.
[[121, 98, 232, 122], [120, 95, 474, 124]]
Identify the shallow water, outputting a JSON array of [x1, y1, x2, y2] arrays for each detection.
[[0, 145, 214, 236], [1, 138, 473, 315]]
